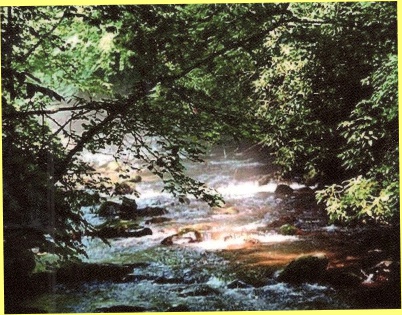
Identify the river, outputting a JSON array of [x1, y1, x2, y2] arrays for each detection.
[[22, 144, 400, 312]]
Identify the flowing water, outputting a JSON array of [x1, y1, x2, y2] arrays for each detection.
[[23, 145, 389, 312]]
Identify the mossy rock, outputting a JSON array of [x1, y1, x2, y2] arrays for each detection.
[[279, 224, 299, 236], [275, 184, 294, 196]]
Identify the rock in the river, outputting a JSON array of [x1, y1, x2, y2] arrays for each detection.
[[277, 254, 329, 284], [154, 276, 183, 284], [90, 219, 152, 238], [275, 184, 294, 196], [145, 217, 172, 225], [119, 197, 138, 219], [137, 206, 168, 217], [279, 224, 300, 236], [325, 268, 363, 287], [95, 305, 148, 313], [178, 284, 220, 297], [294, 186, 314, 195], [98, 201, 121, 217], [161, 228, 203, 246], [227, 279, 253, 289], [114, 182, 135, 195], [268, 215, 296, 228]]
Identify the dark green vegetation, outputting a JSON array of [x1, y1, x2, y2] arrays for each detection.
[[1, 2, 399, 311]]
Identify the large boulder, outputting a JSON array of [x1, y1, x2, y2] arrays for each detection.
[[277, 254, 329, 284]]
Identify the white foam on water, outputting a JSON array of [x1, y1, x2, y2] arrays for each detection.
[[217, 181, 277, 198]]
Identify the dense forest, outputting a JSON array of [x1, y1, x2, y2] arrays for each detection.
[[1, 2, 399, 312]]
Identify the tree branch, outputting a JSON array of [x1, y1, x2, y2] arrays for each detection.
[[3, 101, 102, 119], [54, 112, 118, 182], [157, 14, 292, 85]]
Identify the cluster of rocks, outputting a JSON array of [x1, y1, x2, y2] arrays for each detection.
[[91, 196, 169, 239]]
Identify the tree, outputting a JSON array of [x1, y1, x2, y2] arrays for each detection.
[[253, 2, 398, 223]]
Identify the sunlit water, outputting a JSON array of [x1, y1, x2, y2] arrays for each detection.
[[26, 146, 351, 312]]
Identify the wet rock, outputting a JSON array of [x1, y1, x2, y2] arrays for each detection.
[[365, 260, 400, 285], [137, 206, 168, 217], [161, 228, 203, 246], [268, 215, 296, 228], [227, 279, 253, 289], [166, 304, 190, 312], [145, 217, 172, 225], [121, 274, 157, 283], [279, 224, 301, 236], [154, 276, 183, 284], [114, 182, 135, 195], [178, 285, 220, 297], [277, 254, 329, 284], [119, 197, 138, 219], [98, 201, 121, 217], [98, 226, 152, 238], [275, 184, 294, 196], [294, 186, 314, 195], [95, 305, 148, 313], [89, 219, 152, 238], [325, 268, 363, 287]]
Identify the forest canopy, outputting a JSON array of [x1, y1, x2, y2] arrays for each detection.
[[1, 2, 399, 265]]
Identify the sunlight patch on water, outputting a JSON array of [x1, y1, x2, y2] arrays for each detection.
[[191, 232, 298, 251]]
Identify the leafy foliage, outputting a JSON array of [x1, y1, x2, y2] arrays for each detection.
[[253, 2, 398, 223]]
